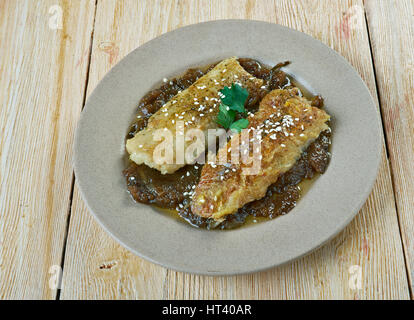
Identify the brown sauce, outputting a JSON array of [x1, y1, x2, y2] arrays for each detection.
[[123, 58, 331, 229]]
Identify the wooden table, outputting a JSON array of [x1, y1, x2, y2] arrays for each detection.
[[1, 0, 413, 300]]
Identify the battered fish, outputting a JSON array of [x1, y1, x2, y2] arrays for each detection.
[[126, 57, 264, 174], [191, 88, 331, 220]]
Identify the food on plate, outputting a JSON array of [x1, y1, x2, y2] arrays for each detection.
[[191, 88, 330, 220], [126, 57, 264, 174], [123, 57, 332, 229]]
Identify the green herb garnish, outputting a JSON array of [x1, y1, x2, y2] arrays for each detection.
[[216, 103, 236, 129], [216, 83, 249, 132], [229, 118, 249, 133], [220, 83, 249, 113]]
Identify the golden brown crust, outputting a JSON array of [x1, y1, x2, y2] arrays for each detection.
[[191, 88, 330, 220], [126, 57, 264, 174]]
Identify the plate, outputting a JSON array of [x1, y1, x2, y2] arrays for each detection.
[[74, 20, 382, 275]]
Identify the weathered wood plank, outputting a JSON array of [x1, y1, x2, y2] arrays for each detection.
[[365, 0, 414, 296], [0, 0, 96, 299], [59, 0, 169, 299], [60, 0, 409, 299]]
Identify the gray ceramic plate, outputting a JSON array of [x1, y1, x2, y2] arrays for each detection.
[[74, 20, 382, 275]]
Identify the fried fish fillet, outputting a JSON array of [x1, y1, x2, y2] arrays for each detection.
[[126, 57, 264, 174], [191, 88, 331, 220]]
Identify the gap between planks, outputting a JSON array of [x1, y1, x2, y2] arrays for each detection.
[[363, 10, 390, 159], [56, 0, 99, 301]]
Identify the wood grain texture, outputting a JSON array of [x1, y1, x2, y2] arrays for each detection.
[[59, 0, 410, 299], [0, 0, 96, 299], [365, 0, 414, 295]]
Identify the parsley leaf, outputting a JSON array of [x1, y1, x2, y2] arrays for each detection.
[[220, 83, 249, 113], [216, 103, 235, 129], [230, 118, 249, 133], [216, 83, 250, 132]]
